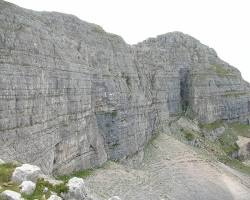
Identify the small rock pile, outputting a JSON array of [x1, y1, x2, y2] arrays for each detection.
[[0, 161, 121, 200]]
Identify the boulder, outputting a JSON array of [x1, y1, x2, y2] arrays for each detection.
[[12, 164, 42, 184], [43, 187, 49, 193], [0, 190, 22, 200], [108, 196, 121, 200], [237, 136, 250, 161], [0, 159, 5, 164], [47, 194, 62, 200], [63, 177, 88, 200], [19, 181, 36, 195]]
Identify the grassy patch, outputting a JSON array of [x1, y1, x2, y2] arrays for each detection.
[[22, 178, 68, 200], [229, 122, 250, 138], [0, 163, 19, 193], [92, 25, 104, 33], [58, 169, 93, 182], [200, 120, 223, 131], [111, 110, 117, 118], [111, 143, 119, 148], [184, 130, 195, 141], [211, 64, 229, 76], [217, 130, 239, 155], [222, 92, 246, 97], [200, 124, 250, 175], [96, 110, 118, 118], [218, 156, 250, 175]]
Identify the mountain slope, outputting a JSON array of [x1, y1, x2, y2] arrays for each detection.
[[0, 0, 250, 176]]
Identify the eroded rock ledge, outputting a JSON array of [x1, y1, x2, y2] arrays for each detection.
[[0, 0, 250, 174]]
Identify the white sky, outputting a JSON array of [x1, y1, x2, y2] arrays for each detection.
[[7, 0, 250, 82]]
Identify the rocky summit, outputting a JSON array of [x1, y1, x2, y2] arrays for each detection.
[[0, 1, 250, 200]]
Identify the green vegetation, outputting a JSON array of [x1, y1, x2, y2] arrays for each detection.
[[96, 110, 118, 118], [92, 25, 104, 33], [23, 178, 68, 200], [200, 120, 223, 131], [199, 121, 250, 175], [229, 122, 250, 138], [211, 64, 229, 76], [0, 163, 19, 193], [184, 130, 195, 141], [218, 156, 250, 175], [111, 143, 119, 148], [111, 110, 117, 118], [58, 169, 93, 182], [0, 172, 68, 199], [203, 124, 240, 156], [222, 92, 246, 98], [218, 132, 239, 155]]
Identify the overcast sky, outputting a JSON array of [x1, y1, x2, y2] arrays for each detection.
[[7, 0, 250, 82]]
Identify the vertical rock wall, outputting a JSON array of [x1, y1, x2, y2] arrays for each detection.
[[0, 1, 250, 174]]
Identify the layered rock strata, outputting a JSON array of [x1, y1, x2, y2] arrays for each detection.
[[0, 0, 250, 174]]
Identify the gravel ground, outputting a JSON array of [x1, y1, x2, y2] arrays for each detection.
[[85, 133, 250, 200]]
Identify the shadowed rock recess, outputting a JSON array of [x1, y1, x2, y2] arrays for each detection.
[[1, 0, 250, 176]]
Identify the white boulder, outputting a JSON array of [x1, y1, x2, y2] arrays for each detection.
[[0, 159, 5, 164], [47, 194, 62, 200], [43, 187, 49, 193], [11, 164, 42, 183], [108, 196, 121, 200], [0, 190, 22, 200], [19, 181, 36, 195], [63, 177, 88, 200]]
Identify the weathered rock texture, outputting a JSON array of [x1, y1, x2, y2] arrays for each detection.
[[0, 0, 250, 174]]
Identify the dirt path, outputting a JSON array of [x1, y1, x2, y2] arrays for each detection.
[[85, 133, 250, 200]]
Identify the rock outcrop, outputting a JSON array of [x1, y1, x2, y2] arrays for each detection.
[[19, 180, 36, 195], [0, 159, 5, 164], [47, 195, 62, 200], [11, 164, 42, 183], [0, 190, 22, 200], [62, 177, 89, 200], [0, 0, 250, 174]]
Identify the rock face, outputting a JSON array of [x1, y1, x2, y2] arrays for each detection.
[[0, 0, 250, 174]]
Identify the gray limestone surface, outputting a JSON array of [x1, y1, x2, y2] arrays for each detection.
[[0, 0, 250, 174]]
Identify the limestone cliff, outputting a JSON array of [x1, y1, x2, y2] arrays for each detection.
[[0, 0, 250, 174]]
